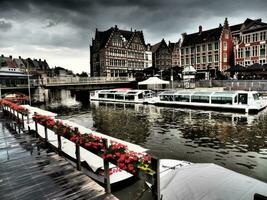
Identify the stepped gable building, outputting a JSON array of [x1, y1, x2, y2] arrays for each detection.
[[90, 25, 151, 77], [151, 39, 172, 70], [180, 18, 234, 77], [233, 18, 267, 66], [169, 40, 181, 67]]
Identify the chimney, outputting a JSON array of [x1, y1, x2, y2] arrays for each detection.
[[219, 23, 222, 28], [19, 56, 21, 59], [131, 27, 133, 32], [181, 32, 187, 39], [9, 55, 12, 59], [199, 25, 202, 33], [1, 54, 4, 58]]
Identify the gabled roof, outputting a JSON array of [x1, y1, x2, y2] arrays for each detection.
[[93, 26, 146, 50], [241, 18, 267, 34], [151, 39, 169, 53], [181, 26, 223, 47]]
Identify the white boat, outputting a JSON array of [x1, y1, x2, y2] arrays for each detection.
[[152, 90, 267, 114], [90, 88, 155, 104]]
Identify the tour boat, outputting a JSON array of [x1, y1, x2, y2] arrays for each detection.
[[90, 88, 155, 104], [153, 90, 267, 114]]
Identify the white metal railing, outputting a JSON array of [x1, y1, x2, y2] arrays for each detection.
[[45, 77, 135, 86]]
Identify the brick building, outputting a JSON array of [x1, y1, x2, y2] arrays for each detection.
[[234, 18, 267, 66], [90, 25, 152, 77], [151, 39, 172, 70], [180, 18, 234, 78]]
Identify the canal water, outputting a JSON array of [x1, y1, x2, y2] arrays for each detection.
[[42, 90, 267, 199]]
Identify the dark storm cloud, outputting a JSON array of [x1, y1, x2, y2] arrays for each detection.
[[0, 0, 267, 71]]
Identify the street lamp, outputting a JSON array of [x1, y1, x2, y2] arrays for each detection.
[[27, 61, 31, 105]]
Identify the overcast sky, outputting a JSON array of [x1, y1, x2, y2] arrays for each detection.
[[0, 0, 267, 73]]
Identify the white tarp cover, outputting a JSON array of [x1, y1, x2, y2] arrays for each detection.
[[138, 77, 169, 85], [160, 163, 267, 200]]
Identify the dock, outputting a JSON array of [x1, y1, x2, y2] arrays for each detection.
[[0, 112, 118, 200]]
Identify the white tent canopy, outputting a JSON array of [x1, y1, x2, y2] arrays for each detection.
[[138, 77, 170, 85], [182, 66, 197, 74]]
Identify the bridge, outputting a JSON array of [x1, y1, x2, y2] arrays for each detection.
[[0, 77, 136, 91], [44, 77, 136, 90]]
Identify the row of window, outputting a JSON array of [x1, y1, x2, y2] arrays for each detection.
[[181, 42, 219, 55], [243, 31, 266, 43], [237, 59, 266, 66], [181, 54, 220, 65], [107, 49, 151, 59], [160, 95, 233, 104], [237, 45, 266, 58]]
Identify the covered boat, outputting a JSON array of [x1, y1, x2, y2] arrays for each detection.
[[90, 88, 155, 104], [155, 90, 267, 113]]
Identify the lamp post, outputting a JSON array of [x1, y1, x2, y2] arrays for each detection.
[[27, 62, 31, 105]]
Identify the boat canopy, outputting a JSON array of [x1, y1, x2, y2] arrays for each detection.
[[98, 89, 150, 95], [160, 163, 267, 200]]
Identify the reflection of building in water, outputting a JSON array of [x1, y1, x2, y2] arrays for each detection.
[[90, 101, 150, 144], [49, 89, 80, 108]]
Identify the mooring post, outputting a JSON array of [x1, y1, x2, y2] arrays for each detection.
[[151, 157, 161, 200], [75, 127, 81, 171], [103, 138, 111, 194]]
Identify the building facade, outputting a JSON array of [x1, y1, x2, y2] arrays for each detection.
[[90, 25, 152, 77], [151, 39, 172, 70], [234, 19, 267, 66], [169, 40, 181, 67], [180, 18, 234, 78]]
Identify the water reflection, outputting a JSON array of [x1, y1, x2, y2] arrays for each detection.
[[55, 100, 267, 185], [87, 101, 267, 182]]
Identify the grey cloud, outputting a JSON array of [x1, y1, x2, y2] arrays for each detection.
[[0, 20, 12, 31]]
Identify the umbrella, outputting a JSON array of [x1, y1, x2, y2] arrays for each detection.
[[246, 63, 264, 71], [225, 65, 246, 72]]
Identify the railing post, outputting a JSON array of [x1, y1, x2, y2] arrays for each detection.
[[44, 126, 48, 147], [22, 114, 25, 130], [16, 111, 21, 134], [27, 112, 30, 124], [57, 130, 62, 155], [75, 127, 81, 171], [103, 138, 111, 194], [151, 157, 161, 200], [34, 112, 38, 138]]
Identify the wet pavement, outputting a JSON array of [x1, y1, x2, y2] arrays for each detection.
[[0, 112, 118, 200]]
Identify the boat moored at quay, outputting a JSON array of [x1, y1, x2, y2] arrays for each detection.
[[90, 88, 155, 104], [154, 90, 267, 114]]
